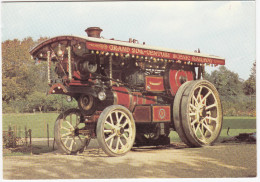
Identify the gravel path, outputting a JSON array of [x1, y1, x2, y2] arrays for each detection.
[[3, 139, 257, 179]]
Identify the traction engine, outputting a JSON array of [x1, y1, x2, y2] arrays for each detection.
[[30, 27, 225, 156]]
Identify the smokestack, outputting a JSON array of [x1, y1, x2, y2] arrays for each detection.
[[85, 27, 103, 38]]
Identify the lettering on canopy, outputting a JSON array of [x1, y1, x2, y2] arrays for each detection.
[[86, 41, 225, 65]]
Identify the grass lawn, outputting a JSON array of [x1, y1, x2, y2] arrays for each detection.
[[2, 113, 256, 141], [2, 113, 59, 138]]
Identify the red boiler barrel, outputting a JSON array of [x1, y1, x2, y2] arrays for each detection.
[[112, 87, 157, 111]]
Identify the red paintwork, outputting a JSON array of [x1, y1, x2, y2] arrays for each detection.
[[112, 87, 131, 109], [68, 80, 90, 86], [48, 83, 68, 94], [133, 106, 152, 123], [132, 92, 143, 105], [152, 105, 171, 122], [86, 41, 225, 65], [169, 69, 194, 96], [73, 71, 82, 80], [145, 76, 165, 92], [112, 87, 157, 111], [144, 96, 157, 105]]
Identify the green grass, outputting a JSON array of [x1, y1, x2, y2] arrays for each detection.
[[2, 113, 256, 141], [169, 116, 256, 142], [2, 113, 59, 138]]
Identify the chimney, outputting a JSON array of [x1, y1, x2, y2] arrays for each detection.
[[85, 27, 103, 38]]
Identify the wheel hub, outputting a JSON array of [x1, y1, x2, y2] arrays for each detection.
[[199, 106, 207, 117], [74, 128, 79, 136], [115, 127, 124, 136]]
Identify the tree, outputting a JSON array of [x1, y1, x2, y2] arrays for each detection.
[[2, 38, 36, 102], [2, 37, 49, 105], [243, 61, 256, 95], [205, 66, 243, 97], [27, 91, 47, 112]]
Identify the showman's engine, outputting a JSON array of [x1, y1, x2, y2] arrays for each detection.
[[30, 27, 225, 156]]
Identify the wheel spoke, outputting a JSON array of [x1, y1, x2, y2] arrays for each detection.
[[189, 112, 196, 116], [105, 133, 116, 142], [104, 129, 113, 133], [63, 136, 70, 146], [109, 137, 114, 148], [109, 114, 114, 125], [61, 132, 72, 138], [122, 133, 128, 141], [77, 115, 81, 124], [124, 129, 130, 133], [206, 111, 211, 115], [192, 95, 199, 106], [198, 127, 206, 140], [119, 138, 125, 149], [118, 114, 124, 124], [61, 126, 70, 131], [69, 138, 74, 151], [196, 86, 203, 101], [121, 118, 129, 128], [191, 118, 199, 125], [115, 111, 119, 126], [201, 90, 212, 104], [189, 103, 197, 111], [205, 116, 218, 122], [105, 121, 115, 128], [205, 103, 217, 110], [72, 137, 77, 144], [115, 137, 120, 151], [202, 123, 213, 134], [66, 120, 74, 129], [195, 123, 201, 133]]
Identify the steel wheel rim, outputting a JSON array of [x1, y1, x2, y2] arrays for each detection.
[[102, 109, 134, 154], [59, 112, 86, 152], [188, 84, 221, 144]]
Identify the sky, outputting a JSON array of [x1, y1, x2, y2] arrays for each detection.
[[1, 1, 256, 80]]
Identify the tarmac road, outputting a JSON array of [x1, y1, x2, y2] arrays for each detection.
[[3, 139, 257, 179]]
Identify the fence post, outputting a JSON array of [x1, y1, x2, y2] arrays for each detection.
[[25, 126, 28, 146], [13, 125, 17, 147], [47, 123, 49, 147], [8, 124, 12, 147], [53, 138, 55, 151], [29, 129, 32, 155], [18, 126, 21, 138]]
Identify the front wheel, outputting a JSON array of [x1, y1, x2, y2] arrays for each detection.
[[96, 105, 136, 157]]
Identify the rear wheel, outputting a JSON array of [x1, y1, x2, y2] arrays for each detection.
[[96, 105, 136, 156], [173, 81, 193, 146], [173, 80, 223, 147]]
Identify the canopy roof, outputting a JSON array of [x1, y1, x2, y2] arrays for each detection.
[[30, 35, 225, 65]]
